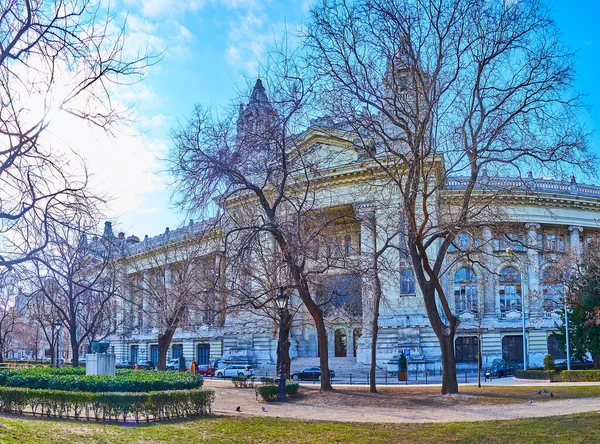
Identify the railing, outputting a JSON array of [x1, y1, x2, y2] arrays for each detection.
[[444, 175, 600, 198]]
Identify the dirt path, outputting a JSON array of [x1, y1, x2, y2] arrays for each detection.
[[205, 380, 600, 424]]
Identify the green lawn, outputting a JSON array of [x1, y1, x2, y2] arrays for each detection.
[[0, 413, 598, 443]]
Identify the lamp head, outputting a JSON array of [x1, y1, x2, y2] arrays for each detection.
[[505, 248, 514, 255], [275, 286, 289, 310]]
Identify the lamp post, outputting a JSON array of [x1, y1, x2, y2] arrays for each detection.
[[505, 248, 527, 371], [275, 287, 289, 402], [54, 321, 63, 367], [564, 294, 571, 371]]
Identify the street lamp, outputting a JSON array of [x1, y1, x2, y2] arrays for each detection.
[[505, 248, 527, 371], [54, 321, 63, 368], [275, 287, 289, 402]]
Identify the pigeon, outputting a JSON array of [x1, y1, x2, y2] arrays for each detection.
[[543, 388, 549, 393], [261, 406, 267, 412], [527, 400, 533, 405], [550, 392, 554, 398], [537, 390, 542, 395], [236, 406, 241, 412]]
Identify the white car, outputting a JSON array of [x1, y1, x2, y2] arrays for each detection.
[[215, 365, 255, 378]]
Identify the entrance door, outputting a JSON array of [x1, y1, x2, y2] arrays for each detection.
[[130, 345, 139, 363], [196, 344, 210, 365], [334, 329, 347, 357], [150, 345, 159, 364], [502, 335, 523, 363]]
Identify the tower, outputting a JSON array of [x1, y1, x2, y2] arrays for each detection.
[[235, 79, 278, 180]]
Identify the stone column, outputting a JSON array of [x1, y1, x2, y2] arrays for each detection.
[[481, 226, 495, 316], [353, 202, 377, 364], [568, 226, 583, 258], [525, 223, 540, 306]]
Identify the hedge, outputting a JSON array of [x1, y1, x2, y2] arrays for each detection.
[[257, 381, 300, 402], [231, 376, 275, 388], [0, 386, 214, 422], [515, 369, 562, 382], [560, 370, 600, 382], [0, 368, 203, 392]]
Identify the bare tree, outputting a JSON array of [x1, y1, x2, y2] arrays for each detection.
[[26, 219, 120, 366], [0, 0, 156, 271], [305, 0, 592, 394], [26, 286, 62, 365], [168, 41, 357, 389], [0, 272, 19, 362]]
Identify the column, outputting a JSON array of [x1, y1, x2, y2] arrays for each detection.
[[481, 226, 495, 316], [525, 223, 540, 312], [353, 202, 377, 364], [568, 226, 583, 258]]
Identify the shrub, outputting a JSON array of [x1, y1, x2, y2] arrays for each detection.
[[232, 376, 256, 388], [0, 386, 214, 421], [543, 354, 556, 371], [560, 370, 600, 382], [257, 384, 278, 402], [0, 368, 203, 392], [285, 381, 299, 398], [260, 376, 274, 384], [515, 369, 561, 382]]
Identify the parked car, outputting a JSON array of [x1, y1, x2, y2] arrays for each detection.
[[555, 357, 593, 368], [215, 365, 255, 378], [116, 360, 136, 369], [484, 359, 518, 378], [196, 364, 215, 377], [137, 360, 155, 370], [166, 357, 192, 371], [291, 367, 336, 381]]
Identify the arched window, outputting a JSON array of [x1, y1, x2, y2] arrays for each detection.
[[499, 267, 522, 312], [400, 269, 415, 295], [541, 271, 562, 313], [454, 268, 477, 313]]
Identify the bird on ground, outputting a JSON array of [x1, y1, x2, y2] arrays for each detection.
[[261, 406, 267, 412], [236, 406, 241, 412], [543, 388, 549, 393], [537, 390, 542, 395], [550, 392, 554, 398], [527, 400, 533, 405]]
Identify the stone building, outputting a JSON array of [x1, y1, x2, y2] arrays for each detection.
[[108, 80, 600, 371]]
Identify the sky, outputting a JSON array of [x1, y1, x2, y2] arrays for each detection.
[[51, 0, 600, 240]]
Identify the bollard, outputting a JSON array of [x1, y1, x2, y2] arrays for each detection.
[[425, 371, 428, 385], [385, 372, 387, 385], [350, 373, 352, 385], [367, 373, 370, 386], [464, 371, 467, 383]]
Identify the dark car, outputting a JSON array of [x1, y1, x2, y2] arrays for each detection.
[[291, 367, 335, 381], [137, 360, 155, 370], [196, 364, 215, 377], [555, 357, 593, 369], [484, 359, 518, 379], [116, 360, 136, 369]]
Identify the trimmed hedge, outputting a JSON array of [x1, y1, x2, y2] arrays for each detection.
[[257, 381, 300, 402], [0, 386, 214, 422], [0, 368, 203, 392], [561, 370, 600, 382], [515, 369, 561, 382], [231, 376, 276, 388]]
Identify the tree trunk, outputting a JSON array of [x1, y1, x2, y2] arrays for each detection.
[[70, 336, 79, 367], [314, 315, 332, 390], [439, 333, 459, 394], [370, 267, 382, 393], [157, 329, 176, 371], [421, 282, 459, 394]]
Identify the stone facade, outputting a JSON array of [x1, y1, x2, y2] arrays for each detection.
[[108, 80, 600, 371]]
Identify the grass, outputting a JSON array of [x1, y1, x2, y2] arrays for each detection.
[[0, 412, 598, 443]]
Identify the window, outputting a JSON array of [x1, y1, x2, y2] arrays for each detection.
[[499, 267, 522, 312], [454, 268, 478, 313], [448, 233, 476, 253], [494, 232, 524, 251], [541, 271, 562, 313], [344, 236, 352, 256], [400, 269, 415, 295], [130, 345, 139, 363], [455, 337, 479, 363], [502, 335, 523, 363], [316, 274, 361, 315], [538, 232, 566, 253], [172, 344, 183, 359], [547, 334, 566, 359]]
